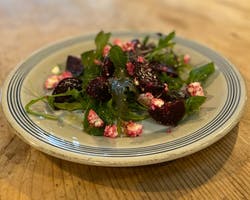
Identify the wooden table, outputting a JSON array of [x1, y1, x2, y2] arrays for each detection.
[[0, 0, 249, 199]]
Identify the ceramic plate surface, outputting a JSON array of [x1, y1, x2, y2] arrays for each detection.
[[1, 32, 247, 166]]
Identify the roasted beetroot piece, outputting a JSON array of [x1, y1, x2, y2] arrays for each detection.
[[86, 76, 112, 102], [66, 55, 84, 77], [149, 100, 185, 126], [134, 62, 165, 96], [52, 77, 83, 103], [101, 57, 115, 78]]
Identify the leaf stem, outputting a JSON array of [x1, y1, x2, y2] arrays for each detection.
[[25, 96, 58, 120]]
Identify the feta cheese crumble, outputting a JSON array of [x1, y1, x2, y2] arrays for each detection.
[[87, 109, 104, 128], [104, 125, 118, 138], [187, 82, 204, 96], [125, 121, 143, 137], [150, 98, 165, 110]]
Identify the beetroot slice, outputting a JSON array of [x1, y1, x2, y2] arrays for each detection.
[[52, 77, 82, 103], [134, 62, 165, 96], [101, 57, 115, 78], [86, 76, 112, 102], [66, 55, 84, 77], [149, 100, 185, 126]]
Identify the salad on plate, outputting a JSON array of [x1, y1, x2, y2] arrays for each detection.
[[25, 31, 215, 138]]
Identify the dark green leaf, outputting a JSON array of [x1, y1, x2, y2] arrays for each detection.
[[110, 81, 149, 122], [158, 31, 175, 48], [81, 50, 97, 67], [145, 31, 175, 61], [53, 102, 84, 111], [121, 111, 149, 121], [81, 50, 101, 87], [47, 96, 55, 109], [159, 73, 184, 90], [142, 35, 150, 46], [177, 63, 193, 81], [187, 62, 215, 83], [125, 91, 148, 112], [25, 96, 58, 120], [145, 52, 178, 69], [83, 108, 104, 136], [47, 89, 87, 110], [95, 31, 111, 57], [95, 100, 116, 125], [109, 46, 128, 77], [163, 52, 177, 66], [82, 99, 116, 136], [83, 120, 104, 136], [124, 92, 149, 121], [66, 88, 81, 99], [51, 89, 82, 101], [185, 96, 206, 115], [109, 78, 135, 119]]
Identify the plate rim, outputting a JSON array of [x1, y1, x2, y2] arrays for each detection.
[[1, 32, 247, 166]]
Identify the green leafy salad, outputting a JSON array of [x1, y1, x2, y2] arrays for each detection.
[[25, 31, 215, 138]]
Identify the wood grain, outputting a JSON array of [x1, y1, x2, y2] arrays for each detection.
[[0, 0, 250, 199]]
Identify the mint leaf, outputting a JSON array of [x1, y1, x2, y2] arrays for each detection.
[[109, 45, 128, 77], [187, 62, 215, 83], [185, 96, 206, 115], [95, 31, 111, 57]]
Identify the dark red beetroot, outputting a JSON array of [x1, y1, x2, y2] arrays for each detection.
[[101, 57, 115, 78], [52, 77, 83, 103], [149, 100, 185, 126], [134, 62, 165, 96], [86, 76, 112, 102], [66, 55, 84, 77]]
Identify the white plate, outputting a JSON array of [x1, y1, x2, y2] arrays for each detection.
[[1, 32, 247, 166]]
